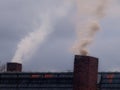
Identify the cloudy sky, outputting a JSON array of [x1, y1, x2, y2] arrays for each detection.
[[0, 0, 120, 72]]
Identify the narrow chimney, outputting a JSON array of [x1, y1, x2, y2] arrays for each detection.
[[73, 55, 98, 90], [7, 62, 22, 72]]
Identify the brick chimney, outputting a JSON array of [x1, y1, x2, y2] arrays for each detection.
[[73, 55, 98, 90], [7, 62, 22, 72]]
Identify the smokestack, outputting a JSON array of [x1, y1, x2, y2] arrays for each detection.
[[7, 62, 22, 72], [73, 55, 98, 90]]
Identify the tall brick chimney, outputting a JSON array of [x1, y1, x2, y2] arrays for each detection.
[[73, 55, 98, 90]]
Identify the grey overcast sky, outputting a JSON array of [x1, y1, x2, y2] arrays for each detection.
[[0, 0, 120, 72]]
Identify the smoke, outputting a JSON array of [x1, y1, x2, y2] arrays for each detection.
[[12, 0, 73, 63], [73, 0, 108, 55], [12, 15, 51, 63], [11, 0, 109, 63]]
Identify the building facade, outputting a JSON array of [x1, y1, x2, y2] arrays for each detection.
[[0, 72, 120, 90], [0, 72, 73, 90]]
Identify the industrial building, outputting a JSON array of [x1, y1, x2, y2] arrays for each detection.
[[0, 72, 73, 90], [0, 72, 120, 90], [0, 55, 120, 90]]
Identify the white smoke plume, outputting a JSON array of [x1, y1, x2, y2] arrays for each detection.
[[73, 0, 108, 55], [12, 15, 51, 63], [12, 0, 73, 63]]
